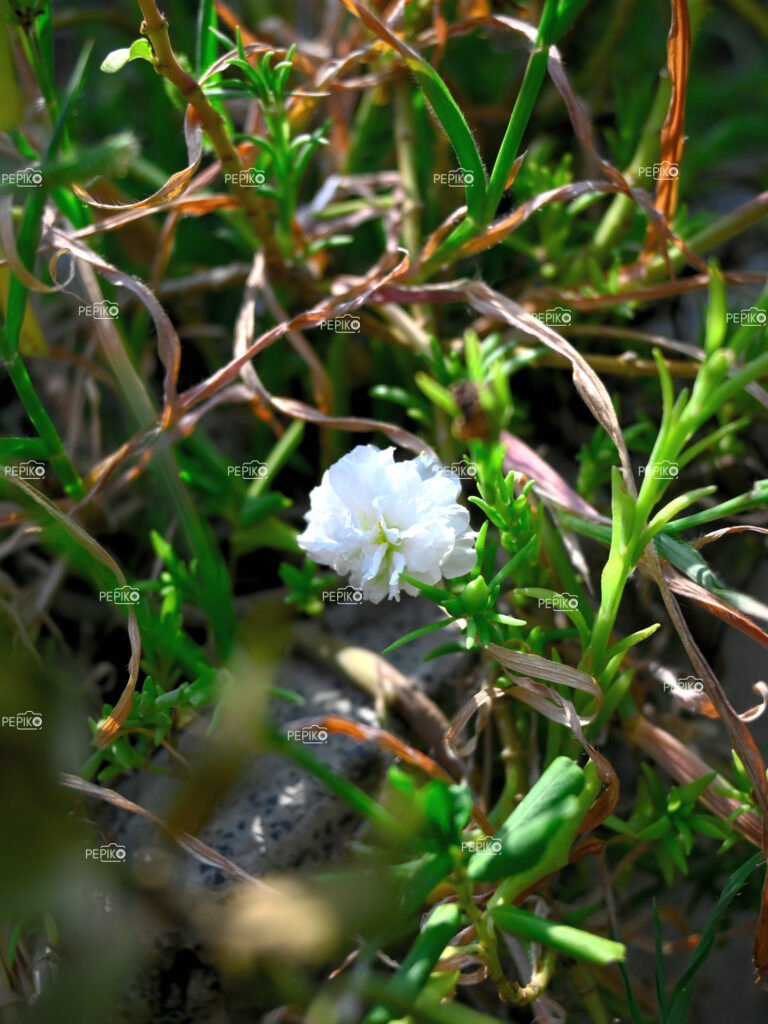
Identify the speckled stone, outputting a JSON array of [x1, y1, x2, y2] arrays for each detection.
[[110, 597, 469, 888], [104, 598, 471, 1023]]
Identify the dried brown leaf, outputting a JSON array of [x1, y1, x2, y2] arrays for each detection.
[[72, 109, 204, 212], [60, 773, 271, 886]]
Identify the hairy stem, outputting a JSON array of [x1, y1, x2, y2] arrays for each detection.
[[135, 0, 278, 258]]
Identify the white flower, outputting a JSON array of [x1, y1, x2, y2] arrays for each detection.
[[297, 445, 477, 603]]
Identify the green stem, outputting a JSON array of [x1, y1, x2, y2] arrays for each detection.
[[450, 851, 520, 1002], [585, 345, 768, 678], [423, 41, 551, 272], [590, 78, 671, 261], [135, 0, 277, 257], [0, 337, 84, 498], [484, 45, 549, 222], [0, 437, 49, 458], [570, 962, 611, 1024], [394, 80, 433, 330]]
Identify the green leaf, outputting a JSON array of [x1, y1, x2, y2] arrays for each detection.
[[424, 782, 472, 842], [467, 757, 598, 886], [668, 773, 716, 808], [342, 0, 486, 221], [665, 852, 763, 1024], [400, 851, 455, 918], [363, 903, 462, 1024], [414, 373, 459, 416], [100, 48, 131, 73], [490, 905, 626, 965], [604, 623, 661, 664], [358, 975, 504, 1024], [196, 0, 218, 76], [642, 486, 718, 546], [637, 818, 671, 841], [705, 261, 727, 355], [129, 38, 154, 62], [100, 39, 153, 73], [382, 618, 452, 655]]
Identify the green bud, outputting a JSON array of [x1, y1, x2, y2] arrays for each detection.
[[461, 576, 489, 614]]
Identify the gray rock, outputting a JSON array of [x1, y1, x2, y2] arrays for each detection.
[[100, 597, 471, 1023], [109, 596, 468, 890]]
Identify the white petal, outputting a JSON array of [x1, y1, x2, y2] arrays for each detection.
[[441, 533, 478, 578]]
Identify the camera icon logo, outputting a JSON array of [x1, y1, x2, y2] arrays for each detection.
[[86, 843, 127, 862], [655, 460, 679, 479], [99, 586, 140, 605], [322, 586, 363, 605], [286, 725, 329, 745], [3, 461, 46, 480], [94, 302, 119, 320], [1, 710, 43, 730], [726, 306, 767, 327], [536, 306, 572, 326], [243, 460, 268, 479], [654, 161, 679, 180], [678, 675, 704, 693]]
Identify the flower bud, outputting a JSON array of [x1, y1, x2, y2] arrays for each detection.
[[461, 576, 489, 614]]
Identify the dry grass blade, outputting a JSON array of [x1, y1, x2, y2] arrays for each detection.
[[269, 398, 434, 457], [626, 716, 763, 848], [59, 773, 273, 887], [660, 566, 768, 652], [48, 227, 182, 425], [0, 197, 75, 293], [464, 282, 635, 491], [487, 646, 600, 703], [486, 644, 602, 728], [177, 250, 410, 411], [643, 0, 691, 254], [692, 526, 768, 549], [72, 109, 203, 211], [523, 268, 768, 312], [501, 431, 607, 521], [4, 476, 141, 748], [312, 715, 494, 834]]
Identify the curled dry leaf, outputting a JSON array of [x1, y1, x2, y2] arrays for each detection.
[[625, 715, 763, 848], [501, 431, 607, 522], [463, 282, 635, 491], [59, 773, 271, 887], [643, 0, 691, 253], [486, 645, 602, 722], [310, 715, 494, 835], [3, 476, 140, 749], [0, 196, 75, 293], [471, 647, 618, 831], [72, 108, 204, 212], [47, 226, 182, 425], [660, 565, 768, 652]]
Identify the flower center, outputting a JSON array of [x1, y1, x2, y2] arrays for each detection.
[[375, 516, 402, 549]]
